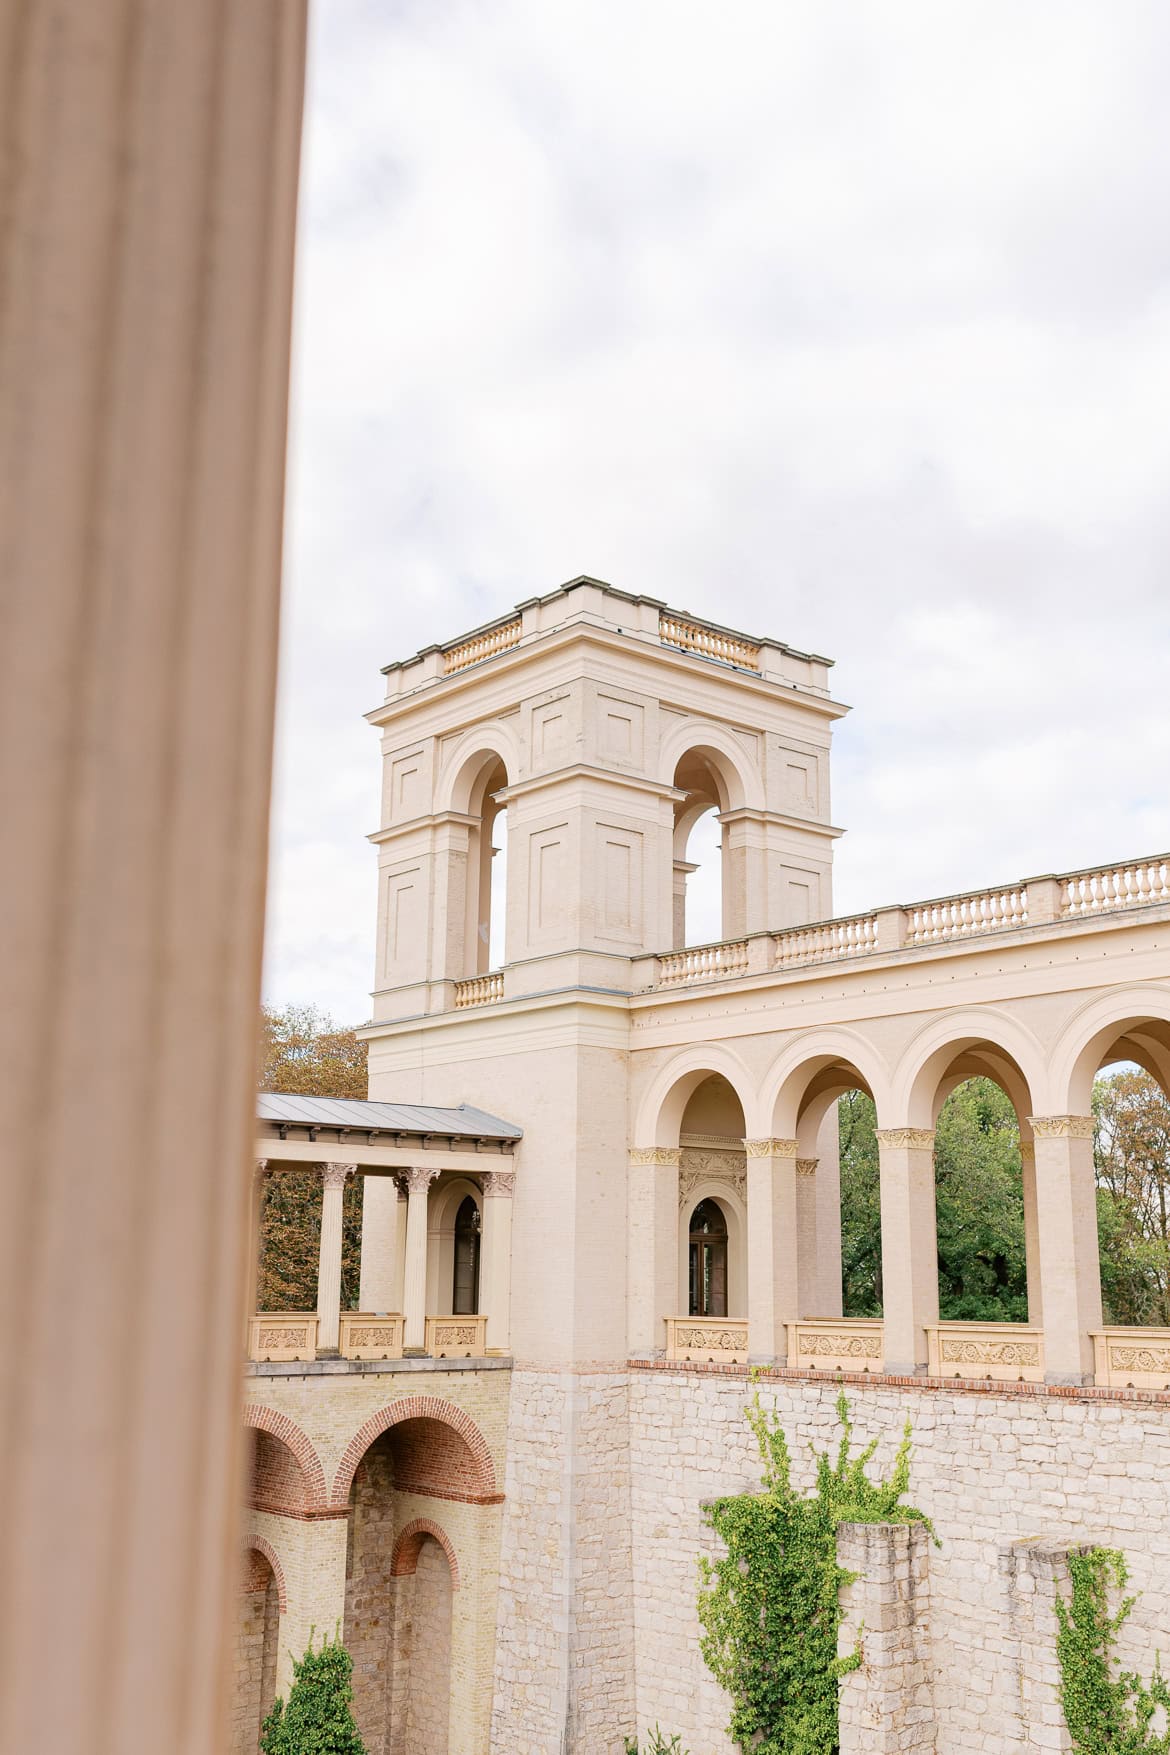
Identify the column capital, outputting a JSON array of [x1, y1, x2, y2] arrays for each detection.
[[254, 1157, 271, 1181], [629, 1147, 681, 1167], [1027, 1114, 1094, 1140], [404, 1164, 442, 1194], [796, 1158, 818, 1177], [317, 1161, 354, 1190], [876, 1128, 935, 1151], [481, 1169, 516, 1199], [743, 1137, 798, 1159]]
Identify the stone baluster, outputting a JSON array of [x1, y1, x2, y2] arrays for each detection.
[[359, 1172, 402, 1313], [403, 1167, 441, 1352], [1028, 1116, 1102, 1382], [480, 1170, 516, 1354], [876, 1129, 938, 1374], [627, 1148, 681, 1357], [316, 1163, 352, 1353], [744, 1138, 800, 1363]]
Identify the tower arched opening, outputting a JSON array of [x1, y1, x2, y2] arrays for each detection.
[[671, 747, 743, 947], [448, 749, 509, 976]]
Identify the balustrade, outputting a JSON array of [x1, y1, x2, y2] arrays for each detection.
[[1090, 1327, 1170, 1389], [442, 617, 522, 675], [906, 885, 1028, 946], [657, 940, 749, 987], [339, 1313, 404, 1360], [425, 1314, 489, 1357], [925, 1321, 1045, 1383], [785, 1319, 884, 1373], [454, 972, 505, 1008], [774, 913, 878, 969], [1061, 857, 1170, 917], [248, 1313, 319, 1363], [658, 612, 761, 672], [665, 1315, 750, 1363]]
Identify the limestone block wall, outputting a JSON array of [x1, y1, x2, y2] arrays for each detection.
[[619, 1368, 1170, 1755], [232, 1559, 279, 1755], [408, 1540, 454, 1755], [837, 1521, 935, 1753]]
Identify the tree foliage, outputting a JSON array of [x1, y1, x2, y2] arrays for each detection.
[[697, 1390, 932, 1755], [256, 1004, 367, 1312], [840, 1070, 1170, 1324], [1055, 1548, 1170, 1752], [260, 1631, 367, 1755]]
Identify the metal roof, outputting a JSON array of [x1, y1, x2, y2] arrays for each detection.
[[256, 1093, 522, 1142]]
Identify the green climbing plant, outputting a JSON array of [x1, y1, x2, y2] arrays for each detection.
[[1055, 1547, 1170, 1752], [623, 1731, 689, 1754], [260, 1629, 367, 1755], [697, 1389, 932, 1755]]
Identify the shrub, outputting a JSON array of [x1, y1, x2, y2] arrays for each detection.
[[260, 1630, 366, 1755]]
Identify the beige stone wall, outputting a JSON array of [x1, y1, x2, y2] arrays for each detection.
[[620, 1369, 1170, 1755], [838, 1521, 935, 1753], [407, 1539, 454, 1755]]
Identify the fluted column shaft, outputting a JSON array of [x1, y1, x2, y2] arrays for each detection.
[[403, 1168, 440, 1350], [480, 1170, 516, 1354], [316, 1164, 351, 1352], [0, 6, 306, 1751], [1029, 1116, 1102, 1382], [877, 1129, 939, 1374], [359, 1173, 402, 1313], [745, 1138, 800, 1362]]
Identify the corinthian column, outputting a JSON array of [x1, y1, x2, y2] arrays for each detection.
[[0, 6, 307, 1752], [1029, 1115, 1101, 1383], [480, 1170, 516, 1354], [876, 1128, 938, 1374], [403, 1167, 441, 1351], [316, 1164, 353, 1353]]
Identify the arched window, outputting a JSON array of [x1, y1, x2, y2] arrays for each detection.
[[688, 1199, 728, 1318], [452, 1196, 481, 1315], [672, 749, 736, 946]]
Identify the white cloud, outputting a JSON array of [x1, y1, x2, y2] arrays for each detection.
[[266, 0, 1170, 1019]]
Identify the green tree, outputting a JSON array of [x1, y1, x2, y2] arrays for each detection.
[[256, 1004, 367, 1311], [1094, 1070, 1170, 1325], [260, 1632, 367, 1755], [839, 1090, 881, 1315], [698, 1390, 932, 1755]]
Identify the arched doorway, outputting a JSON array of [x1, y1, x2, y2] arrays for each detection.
[[389, 1527, 456, 1755], [233, 1547, 280, 1755], [688, 1198, 728, 1316], [452, 1194, 481, 1313]]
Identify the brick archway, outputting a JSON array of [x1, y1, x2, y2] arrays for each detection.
[[390, 1517, 461, 1589], [329, 1395, 501, 1508], [243, 1534, 288, 1613], [243, 1404, 328, 1513]]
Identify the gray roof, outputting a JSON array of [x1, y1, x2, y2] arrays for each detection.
[[257, 1093, 522, 1142]]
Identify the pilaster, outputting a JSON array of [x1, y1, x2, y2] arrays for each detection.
[[744, 1138, 800, 1362], [876, 1128, 939, 1374]]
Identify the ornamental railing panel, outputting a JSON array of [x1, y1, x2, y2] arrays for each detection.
[[453, 972, 504, 1008], [658, 612, 761, 672], [425, 1314, 488, 1357], [906, 886, 1028, 946], [1090, 1326, 1170, 1389], [926, 1321, 1044, 1382], [443, 617, 522, 675], [248, 1313, 319, 1363], [657, 940, 749, 987], [774, 913, 878, 969], [1062, 858, 1170, 917], [665, 1315, 750, 1364], [339, 1313, 404, 1360], [785, 1318, 884, 1373]]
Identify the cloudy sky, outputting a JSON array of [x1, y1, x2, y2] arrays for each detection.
[[265, 0, 1170, 1023]]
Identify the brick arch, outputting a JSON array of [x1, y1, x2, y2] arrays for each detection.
[[330, 1396, 500, 1509], [390, 1517, 461, 1589], [243, 1403, 328, 1512], [243, 1534, 288, 1613]]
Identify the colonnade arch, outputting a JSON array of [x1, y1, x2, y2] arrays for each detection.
[[631, 984, 1170, 1382]]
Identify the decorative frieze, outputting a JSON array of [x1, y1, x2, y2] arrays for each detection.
[[786, 1319, 884, 1371], [875, 1128, 936, 1151], [926, 1322, 1045, 1382], [247, 1314, 319, 1363], [796, 1158, 818, 1177], [425, 1314, 488, 1357], [1027, 1114, 1095, 1140], [1091, 1327, 1170, 1387], [665, 1316, 750, 1364], [743, 1137, 799, 1158], [629, 1147, 681, 1167]]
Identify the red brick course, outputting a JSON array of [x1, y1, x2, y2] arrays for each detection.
[[330, 1395, 500, 1508], [391, 1518, 461, 1589], [243, 1403, 328, 1512]]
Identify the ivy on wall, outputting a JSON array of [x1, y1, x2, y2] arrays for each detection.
[[697, 1390, 933, 1755], [1056, 1548, 1170, 1752]]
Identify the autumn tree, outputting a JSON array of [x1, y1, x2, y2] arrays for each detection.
[[255, 1004, 367, 1312]]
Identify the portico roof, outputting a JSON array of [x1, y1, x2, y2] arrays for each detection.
[[257, 1093, 522, 1142]]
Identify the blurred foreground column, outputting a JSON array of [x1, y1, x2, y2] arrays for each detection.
[[0, 4, 307, 1751]]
